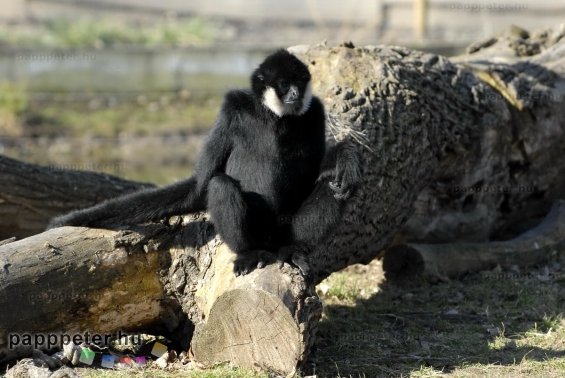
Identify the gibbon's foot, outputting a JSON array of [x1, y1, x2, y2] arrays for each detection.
[[330, 158, 362, 200], [277, 244, 310, 277], [317, 168, 354, 200], [329, 180, 352, 200], [329, 140, 362, 200], [233, 250, 277, 276], [256, 250, 277, 269]]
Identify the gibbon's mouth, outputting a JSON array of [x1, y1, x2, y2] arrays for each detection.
[[283, 99, 300, 104]]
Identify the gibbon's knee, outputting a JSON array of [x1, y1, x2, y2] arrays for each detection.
[[207, 174, 250, 252]]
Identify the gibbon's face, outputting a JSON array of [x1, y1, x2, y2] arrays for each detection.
[[252, 49, 313, 117]]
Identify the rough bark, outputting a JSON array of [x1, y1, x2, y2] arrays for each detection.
[[0, 155, 154, 240], [289, 25, 565, 281], [399, 25, 565, 243], [1, 25, 565, 374], [0, 225, 175, 364]]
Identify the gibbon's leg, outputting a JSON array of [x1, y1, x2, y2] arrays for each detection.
[[48, 176, 205, 229], [276, 182, 341, 277], [278, 140, 363, 276], [207, 173, 277, 276]]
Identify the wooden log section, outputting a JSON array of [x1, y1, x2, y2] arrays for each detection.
[[0, 155, 153, 240], [383, 200, 565, 281], [0, 217, 320, 374]]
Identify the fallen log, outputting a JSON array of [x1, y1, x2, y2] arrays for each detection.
[[0, 218, 320, 374], [1, 25, 565, 374], [0, 155, 154, 240], [383, 200, 565, 281]]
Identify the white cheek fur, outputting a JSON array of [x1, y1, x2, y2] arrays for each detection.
[[262, 80, 313, 117], [262, 86, 285, 117]]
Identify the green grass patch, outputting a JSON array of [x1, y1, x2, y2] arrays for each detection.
[[0, 18, 218, 48], [0, 89, 220, 184], [31, 98, 220, 137], [0, 82, 28, 136]]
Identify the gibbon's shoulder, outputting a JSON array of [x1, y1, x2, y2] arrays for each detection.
[[222, 89, 257, 114], [307, 95, 324, 114]]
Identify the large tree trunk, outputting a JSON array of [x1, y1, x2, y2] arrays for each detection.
[[1, 26, 565, 374]]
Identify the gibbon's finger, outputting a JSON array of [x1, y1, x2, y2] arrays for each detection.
[[233, 253, 259, 276], [316, 168, 337, 183], [256, 250, 277, 269], [333, 188, 351, 201], [329, 180, 346, 197], [291, 252, 310, 277], [276, 244, 310, 276]]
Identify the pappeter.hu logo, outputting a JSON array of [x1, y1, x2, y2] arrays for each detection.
[[8, 331, 141, 350]]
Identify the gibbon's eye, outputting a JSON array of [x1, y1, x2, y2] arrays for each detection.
[[278, 80, 290, 94]]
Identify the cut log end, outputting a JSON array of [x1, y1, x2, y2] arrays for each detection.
[[193, 288, 302, 373], [383, 201, 565, 281], [190, 245, 321, 373], [382, 245, 425, 279]]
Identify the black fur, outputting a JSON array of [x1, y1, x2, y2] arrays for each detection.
[[49, 49, 327, 276], [277, 139, 362, 276], [48, 177, 205, 228]]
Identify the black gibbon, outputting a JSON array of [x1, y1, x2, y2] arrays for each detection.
[[50, 49, 330, 275]]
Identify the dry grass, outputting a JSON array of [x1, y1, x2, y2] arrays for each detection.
[[309, 255, 565, 377]]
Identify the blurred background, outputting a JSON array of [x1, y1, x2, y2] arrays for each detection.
[[0, 0, 562, 184]]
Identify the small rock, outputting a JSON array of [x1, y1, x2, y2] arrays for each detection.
[[62, 343, 81, 366], [504, 340, 517, 350], [155, 351, 169, 368], [5, 359, 51, 378], [486, 326, 501, 336], [419, 340, 430, 351]]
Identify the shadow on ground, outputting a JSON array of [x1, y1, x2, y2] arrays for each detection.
[[307, 256, 565, 377]]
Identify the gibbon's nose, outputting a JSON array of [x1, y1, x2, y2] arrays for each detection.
[[283, 86, 300, 104]]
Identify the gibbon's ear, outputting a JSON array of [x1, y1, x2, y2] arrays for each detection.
[[251, 68, 266, 99]]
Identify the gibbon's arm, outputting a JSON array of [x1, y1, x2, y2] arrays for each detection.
[[47, 177, 205, 229], [195, 102, 233, 194]]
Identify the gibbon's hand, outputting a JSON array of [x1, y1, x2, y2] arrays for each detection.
[[329, 141, 362, 200]]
